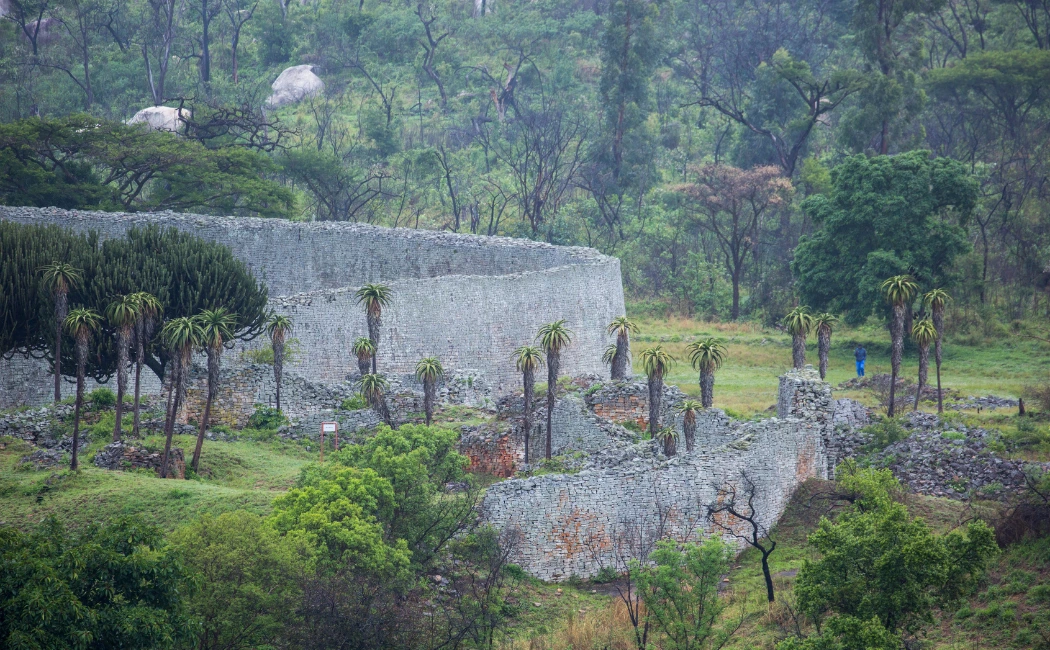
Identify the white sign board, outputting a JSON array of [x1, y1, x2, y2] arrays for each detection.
[[321, 422, 338, 433]]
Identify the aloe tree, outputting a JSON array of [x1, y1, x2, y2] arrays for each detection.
[[106, 295, 139, 442], [65, 308, 100, 471], [129, 292, 162, 437], [924, 289, 951, 413], [687, 338, 726, 408], [641, 345, 676, 454], [602, 343, 618, 370], [912, 318, 937, 411], [784, 307, 814, 369], [41, 262, 82, 402], [160, 317, 202, 479], [537, 320, 573, 460], [355, 283, 392, 373], [415, 357, 443, 426], [360, 373, 392, 426], [352, 337, 376, 377], [191, 308, 237, 474], [514, 345, 543, 464], [677, 399, 703, 453], [267, 315, 293, 413], [813, 313, 838, 381], [606, 316, 638, 380], [882, 275, 920, 417]]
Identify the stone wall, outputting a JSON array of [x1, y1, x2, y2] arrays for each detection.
[[0, 206, 626, 407]]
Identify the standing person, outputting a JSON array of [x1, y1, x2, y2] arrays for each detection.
[[854, 345, 867, 377]]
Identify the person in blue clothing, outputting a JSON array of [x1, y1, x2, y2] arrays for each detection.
[[854, 345, 866, 377]]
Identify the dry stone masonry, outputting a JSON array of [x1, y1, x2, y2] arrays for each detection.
[[0, 206, 625, 408]]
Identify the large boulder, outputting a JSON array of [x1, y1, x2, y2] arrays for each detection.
[[266, 64, 324, 108], [128, 106, 188, 133]]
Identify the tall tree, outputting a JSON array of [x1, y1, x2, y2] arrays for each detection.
[[640, 345, 675, 454], [912, 318, 936, 411], [360, 373, 392, 426], [709, 473, 779, 602], [160, 317, 201, 479], [514, 345, 543, 465], [65, 308, 100, 471], [784, 307, 814, 369], [882, 275, 919, 417], [415, 357, 443, 426], [352, 336, 376, 378], [677, 399, 703, 452], [191, 308, 236, 474], [687, 338, 726, 408], [221, 0, 258, 83], [537, 320, 572, 460], [814, 313, 838, 381], [355, 283, 392, 373], [267, 314, 292, 413], [923, 289, 951, 413], [192, 0, 223, 90], [41, 262, 82, 403], [130, 292, 163, 437], [106, 294, 139, 442], [606, 315, 638, 380], [139, 0, 181, 105]]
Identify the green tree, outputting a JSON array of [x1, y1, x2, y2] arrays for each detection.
[[606, 315, 638, 380], [882, 275, 920, 417], [785, 462, 998, 649], [160, 317, 202, 479], [686, 338, 726, 408], [415, 356, 443, 426], [793, 152, 976, 323], [105, 294, 139, 441], [129, 292, 163, 437], [352, 336, 376, 378], [64, 307, 100, 471], [537, 320, 573, 460], [514, 345, 543, 464], [676, 399, 703, 452], [640, 345, 675, 453], [814, 313, 838, 381], [923, 289, 951, 413], [784, 306, 814, 369], [355, 283, 392, 373], [912, 318, 936, 411], [41, 261, 82, 403], [635, 538, 735, 650], [267, 314, 293, 413], [0, 516, 195, 650], [191, 308, 237, 474], [360, 373, 392, 426]]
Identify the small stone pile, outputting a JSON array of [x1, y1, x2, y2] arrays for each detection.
[[93, 441, 185, 478], [948, 395, 1019, 411], [0, 404, 74, 446], [18, 448, 65, 470]]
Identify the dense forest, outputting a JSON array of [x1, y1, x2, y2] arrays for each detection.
[[2, 0, 1049, 324]]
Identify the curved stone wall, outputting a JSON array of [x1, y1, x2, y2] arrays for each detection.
[[0, 207, 625, 407]]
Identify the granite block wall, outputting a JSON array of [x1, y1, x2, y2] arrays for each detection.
[[0, 207, 626, 408]]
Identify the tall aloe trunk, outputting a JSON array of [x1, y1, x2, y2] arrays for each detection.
[[932, 306, 944, 413], [53, 291, 68, 402], [648, 373, 663, 438], [161, 355, 187, 479], [113, 326, 131, 441], [700, 369, 714, 408], [817, 328, 831, 380], [792, 333, 806, 369], [545, 352, 559, 460], [423, 376, 436, 426], [357, 354, 371, 377], [132, 323, 145, 437], [611, 332, 629, 380], [888, 303, 906, 417], [273, 334, 285, 413], [70, 337, 87, 471], [367, 312, 381, 373], [914, 341, 929, 411], [522, 366, 534, 464], [683, 411, 696, 452], [192, 345, 221, 474]]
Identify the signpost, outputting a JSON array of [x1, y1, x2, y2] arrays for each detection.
[[320, 421, 338, 462]]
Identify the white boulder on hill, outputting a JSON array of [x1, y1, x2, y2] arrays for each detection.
[[266, 65, 324, 108], [128, 106, 188, 133]]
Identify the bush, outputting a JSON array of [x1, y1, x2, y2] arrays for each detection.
[[1003, 417, 1050, 451], [248, 405, 288, 430], [862, 417, 908, 449], [88, 387, 116, 410], [340, 394, 367, 411]]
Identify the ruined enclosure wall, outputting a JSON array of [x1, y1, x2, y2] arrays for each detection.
[[0, 207, 625, 407]]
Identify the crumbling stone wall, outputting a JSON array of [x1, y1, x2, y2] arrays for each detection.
[[0, 206, 625, 407]]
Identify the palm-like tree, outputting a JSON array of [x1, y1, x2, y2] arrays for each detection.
[[602, 343, 618, 369], [160, 317, 202, 479], [191, 308, 237, 474], [352, 337, 376, 378], [677, 399, 703, 453], [65, 308, 100, 471], [267, 315, 293, 413], [514, 345, 543, 465], [41, 262, 83, 402], [415, 357, 444, 426], [640, 345, 676, 455], [606, 316, 638, 381], [360, 373, 392, 426], [355, 284, 392, 373], [784, 307, 814, 369], [106, 295, 139, 442], [924, 289, 951, 413], [912, 318, 937, 411], [537, 320, 573, 460], [129, 292, 162, 437], [813, 313, 838, 381], [881, 275, 920, 417], [687, 338, 727, 408]]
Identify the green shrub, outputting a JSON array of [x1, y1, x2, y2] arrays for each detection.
[[1004, 417, 1050, 451], [592, 565, 620, 584], [941, 431, 966, 441], [584, 383, 603, 397], [1003, 569, 1035, 595], [1028, 584, 1050, 605], [863, 418, 908, 449], [88, 387, 116, 410], [340, 394, 367, 411], [240, 428, 278, 442], [240, 338, 303, 365], [247, 405, 288, 430]]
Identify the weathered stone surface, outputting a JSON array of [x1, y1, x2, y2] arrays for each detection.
[[266, 65, 324, 108], [93, 441, 185, 478], [128, 106, 188, 133]]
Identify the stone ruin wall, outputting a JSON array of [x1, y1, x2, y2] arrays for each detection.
[[0, 207, 625, 408], [480, 367, 835, 581]]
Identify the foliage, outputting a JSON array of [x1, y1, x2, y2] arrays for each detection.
[[87, 387, 116, 410], [247, 405, 288, 430], [687, 338, 727, 373], [340, 394, 368, 411], [0, 516, 195, 650]]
